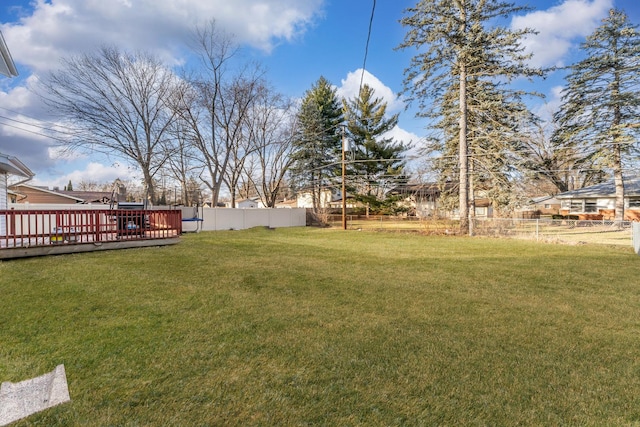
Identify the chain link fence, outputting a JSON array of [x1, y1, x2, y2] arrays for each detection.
[[328, 215, 634, 246], [471, 218, 632, 246]]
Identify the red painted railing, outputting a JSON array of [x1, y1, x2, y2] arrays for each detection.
[[0, 209, 182, 249]]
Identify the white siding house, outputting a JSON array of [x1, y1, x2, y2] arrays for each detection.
[[1, 154, 35, 236]]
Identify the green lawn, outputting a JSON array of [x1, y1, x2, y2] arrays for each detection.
[[2, 227, 640, 426]]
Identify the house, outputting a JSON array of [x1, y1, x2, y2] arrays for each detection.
[[389, 183, 456, 218], [275, 199, 298, 209], [1, 153, 34, 239], [515, 195, 561, 219], [327, 193, 358, 210], [235, 197, 265, 209], [10, 183, 115, 205], [555, 176, 640, 221], [295, 187, 336, 209], [1, 154, 34, 208], [472, 198, 494, 219]]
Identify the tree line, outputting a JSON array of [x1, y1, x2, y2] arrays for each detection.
[[399, 2, 640, 233], [38, 20, 408, 213], [39, 3, 640, 233]]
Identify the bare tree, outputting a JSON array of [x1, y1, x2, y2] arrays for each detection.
[[244, 90, 298, 208], [519, 121, 606, 194], [39, 46, 181, 203], [221, 74, 269, 207], [176, 20, 266, 207], [165, 83, 202, 206]]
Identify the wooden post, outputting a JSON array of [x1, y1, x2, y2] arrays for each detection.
[[342, 130, 347, 230]]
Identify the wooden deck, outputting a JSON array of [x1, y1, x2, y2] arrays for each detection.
[[0, 208, 182, 260]]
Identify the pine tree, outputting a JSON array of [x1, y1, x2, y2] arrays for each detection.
[[343, 84, 408, 215], [553, 9, 640, 222], [398, 0, 543, 233], [289, 77, 343, 212]]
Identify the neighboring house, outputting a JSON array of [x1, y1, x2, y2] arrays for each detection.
[[295, 188, 336, 209], [514, 195, 561, 219], [274, 199, 297, 209], [472, 198, 494, 219], [1, 153, 34, 238], [389, 183, 456, 218], [327, 193, 358, 210], [555, 176, 640, 220], [234, 198, 265, 209], [1, 154, 34, 208], [10, 183, 114, 205]]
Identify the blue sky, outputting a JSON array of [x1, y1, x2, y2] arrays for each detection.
[[1, 0, 639, 190]]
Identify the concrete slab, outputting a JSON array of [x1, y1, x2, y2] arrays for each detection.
[[0, 364, 71, 426]]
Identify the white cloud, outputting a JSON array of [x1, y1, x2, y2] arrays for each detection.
[[2, 0, 325, 72], [32, 161, 141, 190], [532, 85, 565, 123], [384, 125, 420, 149], [511, 0, 613, 68], [0, 0, 325, 185], [336, 68, 404, 112]]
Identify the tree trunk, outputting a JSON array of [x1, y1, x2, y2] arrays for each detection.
[[613, 145, 625, 223], [458, 62, 469, 235], [469, 155, 475, 236]]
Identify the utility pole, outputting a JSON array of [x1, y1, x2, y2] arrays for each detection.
[[342, 129, 347, 230]]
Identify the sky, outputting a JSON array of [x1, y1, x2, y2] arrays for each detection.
[[1, 0, 639, 190]]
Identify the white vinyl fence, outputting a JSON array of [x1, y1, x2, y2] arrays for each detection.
[[179, 207, 306, 232], [7, 204, 307, 232]]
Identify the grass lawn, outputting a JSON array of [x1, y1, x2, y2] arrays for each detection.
[[2, 227, 640, 426]]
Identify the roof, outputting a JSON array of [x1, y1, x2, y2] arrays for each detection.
[[555, 176, 640, 199], [529, 195, 560, 204], [0, 153, 34, 178], [389, 182, 456, 196], [0, 30, 18, 78], [60, 190, 114, 204], [11, 184, 114, 204]]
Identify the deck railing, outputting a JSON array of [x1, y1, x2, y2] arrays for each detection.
[[0, 209, 182, 249]]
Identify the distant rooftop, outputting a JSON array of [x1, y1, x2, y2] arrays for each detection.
[[556, 176, 640, 199]]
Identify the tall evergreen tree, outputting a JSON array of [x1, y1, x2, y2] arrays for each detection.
[[553, 9, 640, 222], [290, 76, 343, 211], [398, 0, 543, 233], [343, 84, 408, 215], [428, 76, 537, 221]]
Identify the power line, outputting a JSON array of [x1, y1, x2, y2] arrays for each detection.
[[0, 114, 76, 137], [0, 106, 79, 133], [0, 120, 70, 144], [358, 0, 376, 97]]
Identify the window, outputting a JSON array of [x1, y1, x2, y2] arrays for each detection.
[[629, 199, 640, 209], [570, 201, 582, 212], [584, 200, 598, 213], [544, 204, 551, 209]]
